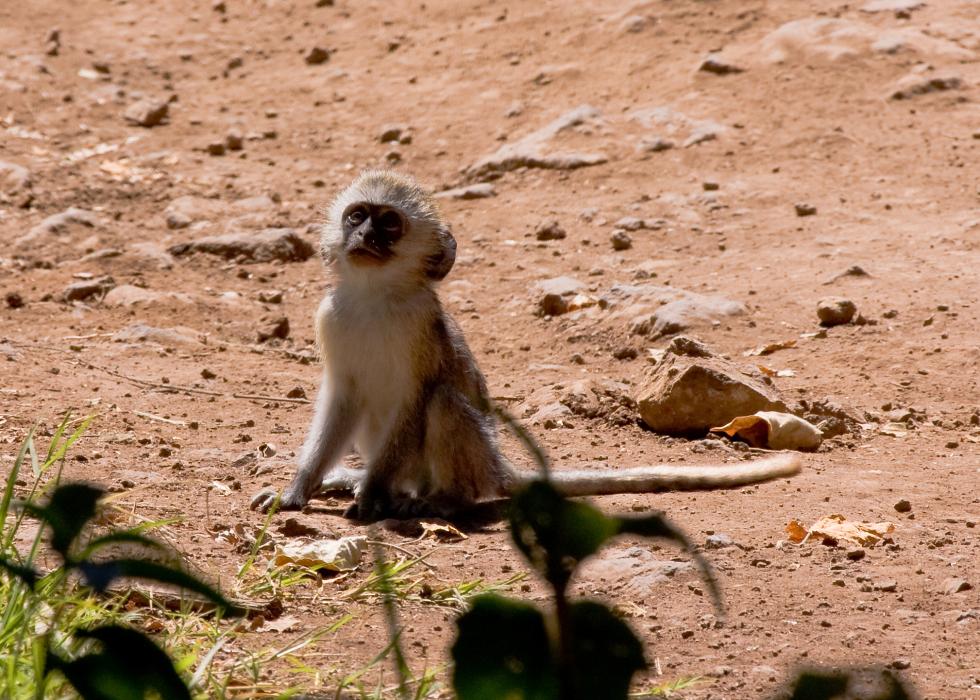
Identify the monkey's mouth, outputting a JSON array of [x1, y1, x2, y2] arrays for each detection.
[[346, 246, 390, 265]]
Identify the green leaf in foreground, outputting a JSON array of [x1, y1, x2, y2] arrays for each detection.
[[568, 601, 645, 700], [24, 483, 103, 557], [452, 594, 559, 700], [46, 625, 191, 700]]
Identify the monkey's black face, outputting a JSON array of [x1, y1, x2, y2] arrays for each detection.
[[341, 203, 404, 266]]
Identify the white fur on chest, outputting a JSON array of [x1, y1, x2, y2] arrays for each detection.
[[316, 287, 422, 462]]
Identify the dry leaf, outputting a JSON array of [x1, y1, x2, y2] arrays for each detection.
[[776, 368, 796, 378], [787, 514, 895, 547], [420, 520, 468, 542], [274, 535, 367, 571], [880, 422, 908, 438], [744, 339, 797, 357], [711, 411, 822, 451], [262, 615, 301, 633]]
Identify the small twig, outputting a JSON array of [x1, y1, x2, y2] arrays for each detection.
[[231, 393, 311, 404], [134, 411, 186, 427], [365, 540, 437, 570]]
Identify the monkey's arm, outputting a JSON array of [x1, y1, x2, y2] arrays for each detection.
[[251, 379, 359, 512]]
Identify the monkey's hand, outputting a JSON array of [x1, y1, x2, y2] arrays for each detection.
[[249, 487, 306, 513]]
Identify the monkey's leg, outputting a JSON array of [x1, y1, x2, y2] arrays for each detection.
[[251, 382, 359, 512], [349, 408, 425, 522], [319, 465, 365, 494], [419, 385, 509, 517]]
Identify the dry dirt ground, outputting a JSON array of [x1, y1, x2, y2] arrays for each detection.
[[1, 0, 979, 697]]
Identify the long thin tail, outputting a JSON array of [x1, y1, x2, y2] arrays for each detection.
[[507, 453, 802, 497]]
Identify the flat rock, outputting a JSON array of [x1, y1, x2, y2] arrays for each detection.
[[890, 74, 962, 100], [464, 105, 608, 181], [604, 284, 745, 337], [112, 324, 204, 346], [629, 106, 727, 149], [124, 98, 169, 127], [861, 0, 924, 12], [637, 348, 787, 436], [168, 228, 314, 263], [62, 275, 116, 302], [0, 160, 33, 207], [103, 285, 193, 307], [433, 183, 497, 200], [699, 54, 745, 75], [16, 208, 99, 247], [535, 276, 585, 315], [578, 546, 694, 596]]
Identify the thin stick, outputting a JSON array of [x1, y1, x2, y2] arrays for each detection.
[[134, 411, 186, 426], [231, 393, 311, 404]]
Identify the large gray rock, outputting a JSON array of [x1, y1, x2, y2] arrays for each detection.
[[168, 228, 314, 263], [637, 345, 787, 436], [535, 276, 585, 316]]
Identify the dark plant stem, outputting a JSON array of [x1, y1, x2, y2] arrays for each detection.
[[369, 530, 411, 700], [553, 581, 574, 700]]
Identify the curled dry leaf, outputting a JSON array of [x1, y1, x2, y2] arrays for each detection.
[[420, 519, 468, 542], [787, 514, 896, 547], [744, 339, 797, 357], [567, 293, 599, 312], [274, 535, 367, 571], [711, 411, 822, 451], [213, 522, 275, 554], [879, 422, 908, 438]]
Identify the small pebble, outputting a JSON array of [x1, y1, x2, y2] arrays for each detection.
[[795, 202, 817, 217], [610, 230, 632, 251], [304, 47, 330, 65], [817, 297, 856, 327], [535, 219, 566, 241], [894, 499, 912, 513]]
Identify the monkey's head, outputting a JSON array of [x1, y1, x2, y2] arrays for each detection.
[[322, 171, 456, 284]]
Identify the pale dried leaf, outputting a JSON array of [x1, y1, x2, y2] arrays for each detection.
[[711, 411, 822, 451], [788, 514, 896, 547], [744, 339, 797, 357], [274, 535, 367, 571], [263, 615, 301, 633], [880, 422, 908, 438], [420, 520, 468, 542]]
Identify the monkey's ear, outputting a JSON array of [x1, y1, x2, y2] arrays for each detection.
[[424, 226, 457, 280]]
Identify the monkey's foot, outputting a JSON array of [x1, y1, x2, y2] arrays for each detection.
[[344, 493, 463, 522], [249, 488, 305, 513]]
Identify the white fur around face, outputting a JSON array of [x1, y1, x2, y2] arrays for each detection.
[[321, 170, 445, 288]]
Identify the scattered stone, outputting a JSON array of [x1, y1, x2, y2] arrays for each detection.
[[795, 202, 817, 217], [0, 160, 33, 208], [212, 0, 226, 11], [873, 580, 899, 593], [699, 54, 745, 75], [124, 98, 169, 128], [535, 276, 584, 316], [45, 28, 61, 56], [846, 548, 866, 561], [257, 316, 290, 343], [704, 533, 735, 549], [637, 137, 674, 153], [667, 336, 715, 358], [379, 124, 411, 144], [201, 368, 217, 380], [225, 129, 244, 151], [17, 208, 99, 247], [464, 105, 607, 181], [206, 141, 226, 156], [257, 289, 283, 304], [535, 220, 566, 241], [889, 659, 911, 670], [62, 275, 116, 302], [612, 346, 638, 360], [286, 386, 307, 399], [893, 499, 912, 513], [891, 74, 962, 100], [168, 228, 315, 263], [943, 578, 973, 594], [614, 216, 647, 231], [434, 183, 496, 200], [5, 292, 25, 309], [304, 47, 330, 65], [637, 347, 787, 435], [824, 265, 871, 284], [817, 297, 857, 326], [702, 181, 720, 191], [610, 230, 632, 251]]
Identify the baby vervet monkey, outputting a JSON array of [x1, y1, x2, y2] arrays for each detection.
[[250, 171, 801, 521]]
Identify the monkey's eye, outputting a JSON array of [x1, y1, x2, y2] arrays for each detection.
[[346, 207, 367, 226], [378, 211, 402, 236]]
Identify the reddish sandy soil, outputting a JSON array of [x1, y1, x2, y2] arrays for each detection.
[[1, 0, 978, 697]]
